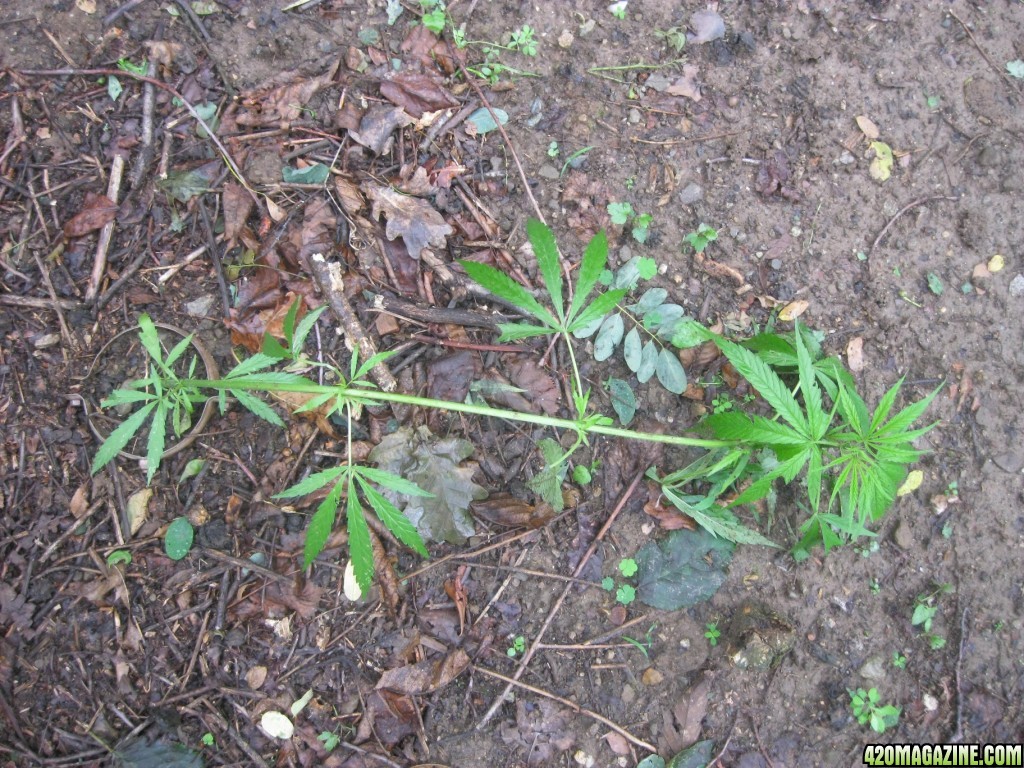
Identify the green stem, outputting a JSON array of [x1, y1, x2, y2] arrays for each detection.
[[192, 377, 732, 451]]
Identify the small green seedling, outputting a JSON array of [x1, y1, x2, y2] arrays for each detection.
[[704, 622, 721, 647], [712, 394, 734, 414], [509, 25, 537, 56], [912, 583, 952, 650], [318, 730, 341, 752], [655, 27, 687, 54], [623, 624, 657, 659], [507, 635, 526, 657], [106, 550, 132, 567], [683, 223, 718, 254], [547, 141, 560, 158], [200, 733, 215, 747], [869, 579, 881, 595], [892, 651, 907, 669], [849, 688, 901, 734], [560, 145, 594, 176], [609, 1, 628, 20], [616, 584, 636, 605], [601, 576, 615, 591], [607, 202, 654, 244], [618, 557, 638, 577]]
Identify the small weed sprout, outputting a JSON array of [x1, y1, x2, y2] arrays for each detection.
[[892, 651, 907, 669], [318, 730, 341, 752], [547, 141, 560, 158], [848, 688, 901, 734], [507, 635, 526, 657], [609, 1, 628, 20], [607, 202, 654, 244], [683, 223, 718, 253], [704, 622, 721, 646], [912, 584, 952, 650]]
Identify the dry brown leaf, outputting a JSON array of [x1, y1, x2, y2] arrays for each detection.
[[144, 40, 182, 69], [643, 492, 697, 531], [63, 192, 117, 238], [778, 299, 809, 321], [375, 649, 470, 696], [349, 105, 411, 155], [427, 351, 480, 402], [666, 64, 702, 102], [365, 183, 452, 259], [379, 71, 459, 118], [604, 732, 630, 755], [471, 494, 556, 529], [235, 63, 339, 127], [855, 115, 880, 140], [846, 336, 865, 372], [223, 182, 254, 245], [246, 665, 268, 689], [70, 482, 90, 518], [506, 356, 560, 416], [333, 175, 365, 217], [265, 578, 323, 620], [443, 565, 468, 635]]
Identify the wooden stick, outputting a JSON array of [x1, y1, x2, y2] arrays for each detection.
[[86, 153, 125, 300]]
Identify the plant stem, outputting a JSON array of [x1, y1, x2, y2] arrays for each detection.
[[192, 377, 732, 451]]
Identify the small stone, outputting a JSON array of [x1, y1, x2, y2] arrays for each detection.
[[621, 684, 635, 705], [184, 294, 216, 317], [893, 520, 915, 550], [770, 258, 783, 270], [859, 656, 887, 681], [558, 29, 574, 48], [573, 750, 595, 767], [641, 667, 664, 686], [838, 150, 855, 165], [538, 164, 560, 180], [1008, 274, 1024, 298], [991, 451, 1024, 474], [923, 693, 939, 712], [677, 182, 704, 204], [627, 108, 642, 124]]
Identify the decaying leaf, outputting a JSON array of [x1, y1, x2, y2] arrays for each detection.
[[635, 528, 733, 610], [235, 63, 339, 127], [350, 105, 412, 155], [688, 9, 725, 44], [506, 356, 560, 415], [499, 700, 575, 764], [379, 70, 458, 118], [365, 183, 452, 259], [375, 648, 470, 695], [869, 141, 893, 182], [643, 485, 696, 531], [846, 336, 865, 372], [471, 493, 556, 529], [126, 488, 153, 536], [855, 115, 880, 140], [778, 299, 809, 322], [63, 192, 117, 238], [897, 469, 923, 496], [369, 426, 488, 544], [665, 64, 702, 102]]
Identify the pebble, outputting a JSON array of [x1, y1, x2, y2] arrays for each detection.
[[771, 258, 783, 270], [641, 667, 664, 686], [838, 150, 855, 165], [1009, 274, 1024, 298], [573, 750, 595, 767], [184, 295, 216, 317], [627, 108, 642, 124], [538, 164, 560, 180], [677, 182, 704, 204], [893, 520, 915, 550], [558, 29, 574, 48], [859, 656, 887, 681], [991, 451, 1024, 473]]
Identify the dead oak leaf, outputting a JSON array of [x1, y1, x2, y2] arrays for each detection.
[[63, 192, 117, 238], [379, 70, 459, 118], [235, 63, 339, 127], [666, 64, 702, 102], [365, 183, 452, 260], [376, 648, 470, 696]]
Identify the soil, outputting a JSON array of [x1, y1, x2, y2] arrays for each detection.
[[2, 1, 1023, 767]]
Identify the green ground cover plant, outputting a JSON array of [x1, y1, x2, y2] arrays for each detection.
[[91, 220, 938, 589]]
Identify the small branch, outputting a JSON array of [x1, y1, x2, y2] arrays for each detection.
[[305, 251, 398, 392], [473, 665, 657, 753], [948, 11, 1023, 94], [869, 195, 957, 253], [86, 153, 125, 300]]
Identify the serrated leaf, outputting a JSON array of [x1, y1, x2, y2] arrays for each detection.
[[164, 517, 194, 560], [356, 466, 433, 497], [352, 349, 399, 382], [670, 319, 705, 348], [347, 490, 374, 593], [92, 401, 157, 475], [700, 412, 808, 445], [359, 479, 429, 555], [101, 388, 157, 407], [303, 480, 344, 567], [495, 322, 556, 342], [623, 328, 643, 371], [636, 341, 658, 383], [225, 353, 280, 378], [276, 465, 347, 498], [664, 486, 778, 546], [607, 377, 637, 425], [568, 229, 608, 322], [655, 347, 687, 394], [607, 201, 633, 225], [526, 218, 564, 322], [231, 389, 285, 427], [164, 333, 195, 368], [635, 528, 734, 609], [292, 304, 327, 357], [146, 400, 168, 484], [527, 437, 568, 511], [569, 288, 627, 333], [794, 323, 827, 439], [593, 314, 624, 361], [460, 260, 557, 327]]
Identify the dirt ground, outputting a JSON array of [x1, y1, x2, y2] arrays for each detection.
[[2, 1, 1023, 766]]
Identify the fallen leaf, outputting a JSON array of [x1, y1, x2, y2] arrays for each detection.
[[506, 356, 561, 415], [264, 578, 324, 620], [246, 666, 268, 689], [376, 649, 470, 695], [144, 40, 182, 69], [604, 732, 630, 755], [369, 426, 488, 544], [444, 566, 469, 634], [365, 183, 452, 259], [636, 529, 733, 610], [343, 559, 363, 602], [350, 105, 412, 155], [428, 351, 481, 402], [897, 469, 923, 496], [63, 192, 117, 238], [361, 686, 419, 746], [379, 71, 458, 118], [846, 336, 865, 372], [755, 150, 800, 201], [471, 494, 557, 529], [869, 141, 893, 182], [75, 0, 96, 12], [855, 115, 880, 140], [499, 700, 575, 764], [235, 63, 339, 127], [643, 486, 696, 531], [126, 488, 153, 536], [665, 64, 702, 102], [778, 299, 809, 322], [260, 711, 294, 740], [988, 254, 1005, 272], [70, 482, 90, 518]]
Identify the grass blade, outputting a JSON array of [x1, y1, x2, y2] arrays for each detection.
[[91, 400, 157, 475], [527, 218, 564, 322]]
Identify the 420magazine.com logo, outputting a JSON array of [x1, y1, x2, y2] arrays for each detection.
[[863, 743, 1023, 766]]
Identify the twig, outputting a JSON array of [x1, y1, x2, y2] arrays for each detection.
[[949, 607, 969, 743], [305, 251, 398, 392], [93, 247, 153, 312], [869, 195, 958, 253], [0, 294, 82, 311], [103, 0, 147, 25], [476, 469, 646, 728], [948, 11, 1023, 94], [198, 198, 232, 317], [156, 245, 208, 284], [31, 244, 75, 348], [128, 58, 158, 191], [474, 665, 658, 753], [86, 153, 125, 301]]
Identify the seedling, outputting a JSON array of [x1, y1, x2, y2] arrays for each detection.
[[609, 1, 628, 20], [849, 688, 901, 733], [892, 651, 907, 669], [704, 622, 721, 647], [607, 202, 654, 244], [507, 635, 526, 657], [711, 394, 734, 414], [912, 583, 952, 650], [616, 584, 636, 605], [683, 223, 718, 254], [318, 730, 341, 752], [106, 550, 132, 566], [547, 141, 560, 158], [618, 557, 638, 577], [655, 27, 687, 54], [200, 733, 215, 747], [622, 624, 657, 658], [560, 145, 594, 177]]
